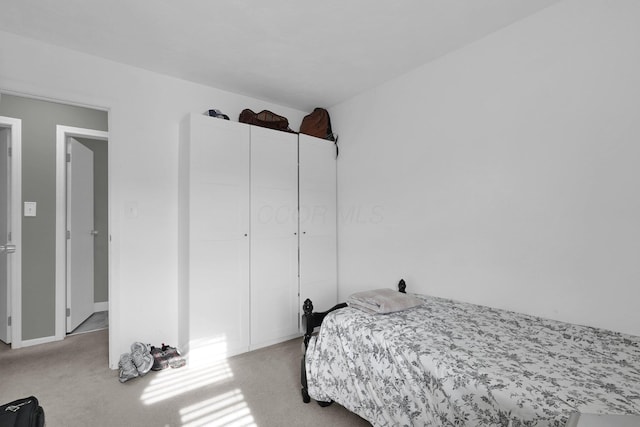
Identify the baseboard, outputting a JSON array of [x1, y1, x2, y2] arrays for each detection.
[[20, 335, 60, 348], [94, 301, 108, 312], [249, 333, 302, 352]]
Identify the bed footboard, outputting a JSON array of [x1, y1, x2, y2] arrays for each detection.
[[301, 299, 347, 404], [301, 279, 407, 405], [302, 299, 348, 348]]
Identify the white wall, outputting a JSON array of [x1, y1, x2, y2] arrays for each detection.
[[0, 30, 307, 367], [331, 0, 640, 336]]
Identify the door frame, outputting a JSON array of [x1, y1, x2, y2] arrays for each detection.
[[55, 126, 108, 341], [0, 116, 22, 348]]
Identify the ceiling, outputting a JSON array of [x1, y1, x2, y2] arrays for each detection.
[[0, 0, 561, 111]]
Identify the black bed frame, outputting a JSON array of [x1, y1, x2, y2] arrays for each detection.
[[300, 279, 407, 405]]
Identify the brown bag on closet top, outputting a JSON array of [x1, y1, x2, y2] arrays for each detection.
[[300, 108, 335, 141], [239, 109, 294, 133]]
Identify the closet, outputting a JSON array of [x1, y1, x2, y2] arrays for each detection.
[[178, 113, 337, 357]]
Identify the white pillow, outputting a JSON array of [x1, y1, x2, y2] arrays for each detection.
[[348, 288, 423, 314]]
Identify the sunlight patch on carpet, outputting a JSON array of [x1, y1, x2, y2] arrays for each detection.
[[141, 336, 234, 405], [179, 389, 256, 427]]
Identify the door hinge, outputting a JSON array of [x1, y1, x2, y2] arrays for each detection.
[[7, 316, 11, 327], [66, 153, 71, 163], [7, 147, 11, 157], [66, 230, 71, 239], [7, 232, 11, 241], [66, 308, 71, 317]]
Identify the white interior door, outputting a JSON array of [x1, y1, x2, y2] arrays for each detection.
[[249, 126, 299, 349], [0, 127, 11, 343], [66, 138, 94, 333]]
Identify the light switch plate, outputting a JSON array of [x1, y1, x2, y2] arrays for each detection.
[[24, 201, 37, 217]]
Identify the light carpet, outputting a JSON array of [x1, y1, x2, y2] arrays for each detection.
[[0, 330, 371, 426]]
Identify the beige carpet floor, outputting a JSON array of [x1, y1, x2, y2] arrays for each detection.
[[0, 330, 371, 427]]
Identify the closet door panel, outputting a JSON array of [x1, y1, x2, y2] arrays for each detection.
[[249, 237, 298, 344], [189, 240, 247, 344], [299, 134, 337, 313], [188, 115, 250, 357], [191, 184, 247, 240], [250, 126, 299, 348]]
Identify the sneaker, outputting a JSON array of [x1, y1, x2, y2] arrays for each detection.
[[150, 346, 169, 371], [162, 344, 186, 369], [149, 343, 186, 370], [130, 342, 153, 376], [130, 341, 148, 354], [118, 353, 139, 383]]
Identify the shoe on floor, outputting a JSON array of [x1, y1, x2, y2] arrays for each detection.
[[162, 344, 186, 369], [150, 346, 169, 371], [118, 353, 139, 383], [130, 342, 153, 376]]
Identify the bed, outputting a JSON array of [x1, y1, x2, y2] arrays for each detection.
[[300, 281, 640, 426]]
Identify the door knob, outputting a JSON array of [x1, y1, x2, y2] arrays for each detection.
[[90, 230, 99, 236], [0, 244, 16, 254]]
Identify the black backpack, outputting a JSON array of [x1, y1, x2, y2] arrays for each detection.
[[0, 396, 45, 427]]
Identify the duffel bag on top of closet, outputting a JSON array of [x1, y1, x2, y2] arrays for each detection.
[[239, 109, 294, 133], [299, 107, 335, 141]]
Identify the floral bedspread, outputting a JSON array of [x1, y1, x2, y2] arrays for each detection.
[[305, 294, 640, 426]]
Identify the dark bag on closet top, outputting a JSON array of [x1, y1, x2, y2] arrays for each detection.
[[300, 108, 335, 141], [239, 109, 293, 133], [0, 396, 45, 427]]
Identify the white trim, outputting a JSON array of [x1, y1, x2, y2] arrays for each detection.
[[0, 116, 22, 349], [0, 89, 110, 114], [57, 126, 108, 142], [94, 301, 108, 312], [19, 335, 58, 348], [249, 333, 302, 352], [55, 126, 109, 343]]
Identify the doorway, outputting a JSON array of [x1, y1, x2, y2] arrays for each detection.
[[56, 126, 109, 340], [0, 115, 22, 348]]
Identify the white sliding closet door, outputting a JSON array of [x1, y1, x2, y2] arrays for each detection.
[[184, 115, 251, 357], [250, 126, 299, 349], [299, 134, 337, 313]]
